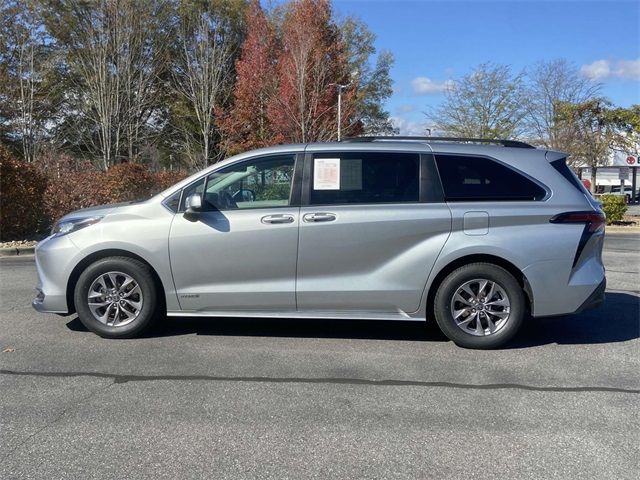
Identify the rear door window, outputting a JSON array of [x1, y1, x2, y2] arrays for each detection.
[[310, 152, 419, 205], [435, 154, 546, 201]]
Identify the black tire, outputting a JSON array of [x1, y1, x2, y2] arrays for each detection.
[[433, 263, 525, 349], [74, 256, 159, 339]]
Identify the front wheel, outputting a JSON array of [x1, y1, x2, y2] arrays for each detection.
[[433, 263, 526, 349], [74, 256, 159, 338]]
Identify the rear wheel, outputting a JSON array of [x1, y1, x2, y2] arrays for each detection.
[[74, 257, 159, 338], [433, 263, 525, 349]]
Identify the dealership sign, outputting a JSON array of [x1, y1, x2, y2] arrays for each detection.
[[612, 150, 638, 166]]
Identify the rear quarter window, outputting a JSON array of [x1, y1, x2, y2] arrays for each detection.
[[435, 154, 547, 201], [550, 158, 592, 196]]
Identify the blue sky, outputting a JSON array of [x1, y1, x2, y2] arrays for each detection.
[[331, 0, 640, 134]]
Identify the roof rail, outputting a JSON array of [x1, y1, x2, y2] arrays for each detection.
[[341, 136, 535, 149]]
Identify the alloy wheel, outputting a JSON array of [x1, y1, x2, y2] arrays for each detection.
[[449, 278, 511, 336], [87, 271, 143, 327]]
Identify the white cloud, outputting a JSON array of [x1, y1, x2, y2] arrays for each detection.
[[390, 116, 428, 136], [410, 77, 454, 95], [614, 59, 640, 79], [395, 104, 416, 114], [580, 58, 640, 80], [580, 60, 611, 80]]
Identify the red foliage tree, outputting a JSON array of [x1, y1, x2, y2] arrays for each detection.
[[267, 0, 355, 143], [218, 0, 279, 155]]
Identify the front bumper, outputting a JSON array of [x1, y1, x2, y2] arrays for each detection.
[[31, 234, 80, 314]]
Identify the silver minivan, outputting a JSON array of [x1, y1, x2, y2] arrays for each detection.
[[33, 137, 606, 348]]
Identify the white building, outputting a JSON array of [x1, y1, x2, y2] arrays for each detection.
[[577, 149, 638, 199]]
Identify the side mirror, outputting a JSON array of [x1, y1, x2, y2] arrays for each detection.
[[184, 193, 203, 215]]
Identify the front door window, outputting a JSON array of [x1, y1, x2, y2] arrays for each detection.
[[203, 155, 296, 210]]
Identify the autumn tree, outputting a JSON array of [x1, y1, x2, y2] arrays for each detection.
[[268, 0, 351, 143], [429, 63, 527, 139], [555, 99, 640, 186], [524, 59, 600, 150], [217, 0, 278, 155], [340, 16, 395, 135]]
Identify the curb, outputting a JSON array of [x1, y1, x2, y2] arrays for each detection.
[[606, 227, 640, 233], [0, 247, 35, 257]]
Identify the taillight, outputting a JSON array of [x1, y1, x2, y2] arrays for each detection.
[[549, 211, 605, 233]]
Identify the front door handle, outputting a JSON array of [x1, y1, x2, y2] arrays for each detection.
[[303, 212, 336, 223], [261, 214, 295, 224]]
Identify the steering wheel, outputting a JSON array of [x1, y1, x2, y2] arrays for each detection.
[[233, 189, 256, 203], [218, 191, 237, 210]]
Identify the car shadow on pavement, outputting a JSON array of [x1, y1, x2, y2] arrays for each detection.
[[66, 314, 449, 342], [66, 292, 639, 347], [506, 292, 639, 348]]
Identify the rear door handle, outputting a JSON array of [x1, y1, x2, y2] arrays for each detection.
[[303, 212, 336, 223], [261, 214, 295, 224]]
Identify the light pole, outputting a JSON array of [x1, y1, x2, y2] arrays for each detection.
[[331, 71, 358, 142], [425, 126, 437, 137], [331, 83, 350, 142], [337, 84, 344, 141]]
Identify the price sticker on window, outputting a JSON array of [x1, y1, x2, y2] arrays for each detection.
[[314, 158, 340, 190]]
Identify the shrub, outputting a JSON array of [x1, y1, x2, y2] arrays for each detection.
[[599, 194, 628, 225], [43, 166, 108, 227], [42, 163, 190, 225], [0, 146, 48, 240], [256, 182, 290, 201], [153, 169, 191, 192], [102, 162, 156, 203], [38, 153, 108, 227], [2, 149, 194, 238]]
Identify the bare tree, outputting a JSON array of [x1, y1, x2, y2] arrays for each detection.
[[16, 15, 38, 163], [2, 0, 50, 163], [50, 0, 124, 170], [428, 63, 527, 139], [45, 0, 167, 170], [171, 5, 240, 168], [524, 59, 601, 152], [118, 1, 170, 162]]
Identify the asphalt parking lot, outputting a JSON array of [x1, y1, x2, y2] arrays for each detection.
[[1, 232, 638, 479]]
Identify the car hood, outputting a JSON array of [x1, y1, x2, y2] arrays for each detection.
[[57, 201, 140, 222]]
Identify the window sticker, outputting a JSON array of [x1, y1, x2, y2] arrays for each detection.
[[314, 158, 340, 190], [340, 159, 362, 191]]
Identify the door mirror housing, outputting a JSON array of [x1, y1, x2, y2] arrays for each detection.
[[184, 193, 203, 214]]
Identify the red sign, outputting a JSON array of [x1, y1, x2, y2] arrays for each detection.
[[627, 156, 636, 165]]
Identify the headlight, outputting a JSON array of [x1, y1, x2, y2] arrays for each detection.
[[51, 216, 103, 237]]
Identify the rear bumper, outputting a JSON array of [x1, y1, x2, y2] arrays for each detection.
[[573, 277, 606, 314], [524, 256, 606, 317]]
